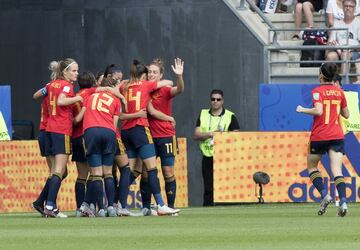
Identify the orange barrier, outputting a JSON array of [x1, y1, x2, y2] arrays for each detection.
[[0, 139, 188, 213], [213, 132, 360, 203]]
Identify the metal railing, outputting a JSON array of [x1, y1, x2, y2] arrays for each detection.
[[234, 0, 360, 83]]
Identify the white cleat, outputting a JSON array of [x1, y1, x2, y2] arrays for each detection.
[[55, 209, 68, 218], [157, 205, 180, 216], [318, 194, 332, 216], [140, 207, 158, 216], [107, 206, 117, 217], [97, 209, 106, 217], [80, 202, 95, 217], [337, 202, 348, 217], [117, 207, 136, 216], [75, 209, 82, 217]]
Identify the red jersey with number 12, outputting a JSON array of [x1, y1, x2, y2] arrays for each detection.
[[45, 79, 75, 136], [121, 80, 157, 130], [83, 92, 121, 133], [72, 87, 96, 138], [148, 86, 175, 137], [310, 84, 347, 141]]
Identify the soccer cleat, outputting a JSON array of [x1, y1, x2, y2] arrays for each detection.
[[107, 206, 117, 217], [97, 209, 106, 217], [75, 209, 82, 217], [32, 202, 45, 216], [337, 203, 348, 217], [117, 207, 136, 216], [318, 194, 332, 216], [140, 207, 151, 216], [157, 205, 180, 216], [89, 203, 96, 215], [55, 209, 68, 218], [80, 202, 96, 217]]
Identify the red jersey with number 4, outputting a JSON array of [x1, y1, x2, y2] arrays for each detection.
[[72, 87, 96, 138], [120, 80, 157, 130], [310, 84, 347, 141], [83, 92, 121, 133], [148, 86, 175, 138], [45, 79, 75, 136]]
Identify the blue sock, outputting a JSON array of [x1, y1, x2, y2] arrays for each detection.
[[75, 178, 86, 209], [335, 176, 346, 205], [104, 175, 115, 207], [147, 169, 164, 207], [93, 177, 104, 210], [119, 166, 131, 208], [140, 179, 151, 209], [309, 171, 326, 198], [35, 176, 51, 205], [84, 177, 93, 204], [46, 174, 62, 208], [165, 179, 177, 208]]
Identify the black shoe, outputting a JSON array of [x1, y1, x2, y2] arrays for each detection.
[[32, 202, 45, 216]]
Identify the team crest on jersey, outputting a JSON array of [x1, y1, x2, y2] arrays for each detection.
[[63, 86, 70, 93], [313, 92, 320, 100]]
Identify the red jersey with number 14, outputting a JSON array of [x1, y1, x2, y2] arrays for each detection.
[[121, 80, 157, 130], [310, 84, 347, 141], [72, 87, 96, 138], [83, 92, 121, 133], [45, 79, 75, 136], [148, 86, 175, 138]]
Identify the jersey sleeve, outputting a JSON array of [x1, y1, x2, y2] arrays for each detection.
[[147, 81, 158, 93], [312, 89, 323, 105]]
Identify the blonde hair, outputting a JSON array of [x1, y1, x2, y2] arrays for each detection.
[[150, 58, 164, 74], [54, 58, 77, 80]]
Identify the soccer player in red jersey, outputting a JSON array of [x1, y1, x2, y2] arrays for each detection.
[[71, 72, 97, 216], [138, 58, 184, 215], [80, 77, 121, 217], [120, 60, 180, 215], [296, 62, 349, 217], [43, 58, 83, 217]]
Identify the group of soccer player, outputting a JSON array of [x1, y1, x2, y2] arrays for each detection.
[[32, 57, 184, 217]]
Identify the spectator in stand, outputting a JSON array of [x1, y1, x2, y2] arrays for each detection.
[[292, 0, 323, 40], [326, 0, 360, 83], [326, 0, 344, 27]]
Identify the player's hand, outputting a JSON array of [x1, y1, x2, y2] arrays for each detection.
[[168, 116, 176, 127], [77, 95, 83, 103], [296, 105, 303, 113], [171, 58, 184, 76], [136, 109, 147, 118]]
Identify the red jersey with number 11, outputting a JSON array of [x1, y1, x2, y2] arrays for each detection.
[[310, 84, 347, 141]]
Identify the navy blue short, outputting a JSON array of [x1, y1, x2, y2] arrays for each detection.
[[309, 139, 345, 155], [84, 127, 116, 156], [45, 132, 71, 155], [115, 137, 126, 156], [121, 126, 156, 159], [153, 136, 177, 166], [71, 136, 86, 162], [38, 130, 49, 157]]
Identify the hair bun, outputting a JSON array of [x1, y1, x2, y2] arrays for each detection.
[[48, 61, 59, 71]]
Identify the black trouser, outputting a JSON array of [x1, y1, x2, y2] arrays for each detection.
[[202, 156, 214, 206]]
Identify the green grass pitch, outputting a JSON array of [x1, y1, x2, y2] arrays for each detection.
[[1, 204, 360, 250]]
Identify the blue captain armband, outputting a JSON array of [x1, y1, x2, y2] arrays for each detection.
[[41, 87, 48, 96]]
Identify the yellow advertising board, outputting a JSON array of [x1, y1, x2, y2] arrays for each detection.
[[214, 132, 360, 203], [0, 139, 188, 213]]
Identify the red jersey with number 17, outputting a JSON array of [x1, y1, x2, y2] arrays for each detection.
[[83, 92, 121, 133], [72, 87, 96, 138], [310, 84, 347, 141], [45, 79, 75, 136], [120, 80, 157, 130], [148, 86, 175, 138]]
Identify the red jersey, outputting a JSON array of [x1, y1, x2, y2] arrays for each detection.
[[310, 84, 347, 141], [83, 92, 121, 133], [72, 87, 96, 138], [39, 95, 49, 131], [121, 80, 157, 130], [148, 86, 175, 138], [45, 79, 75, 136]]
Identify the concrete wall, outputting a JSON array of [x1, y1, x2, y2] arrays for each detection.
[[0, 0, 264, 206]]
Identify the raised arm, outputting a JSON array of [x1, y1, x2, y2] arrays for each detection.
[[296, 102, 323, 116], [170, 58, 184, 96]]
